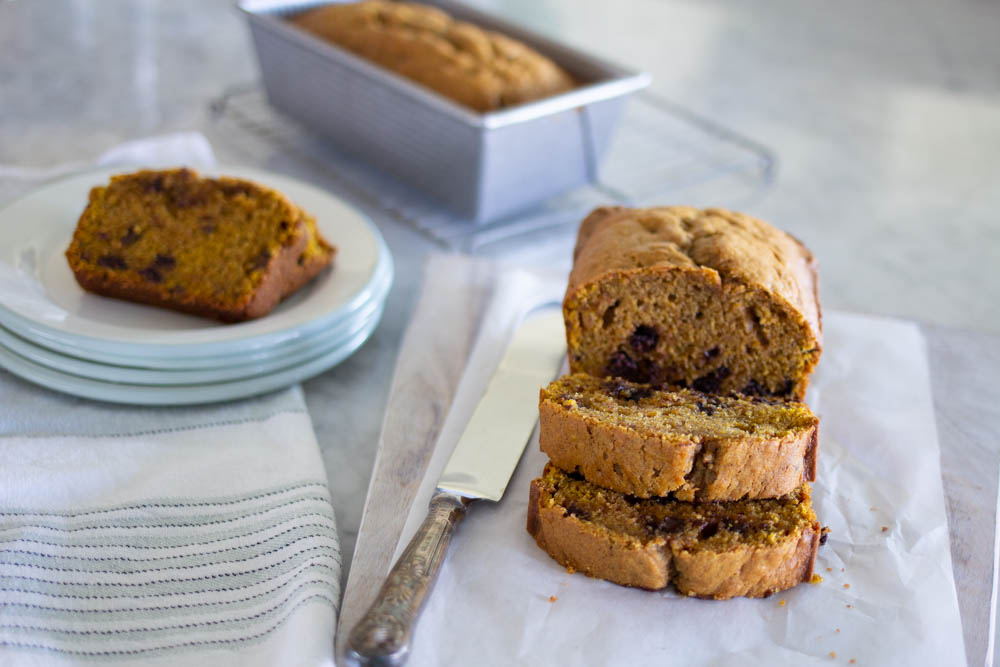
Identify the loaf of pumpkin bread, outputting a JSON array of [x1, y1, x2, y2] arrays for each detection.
[[289, 1, 575, 112], [563, 206, 822, 400]]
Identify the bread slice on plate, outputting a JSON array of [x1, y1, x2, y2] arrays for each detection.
[[527, 463, 821, 599], [65, 168, 335, 322], [540, 373, 818, 502]]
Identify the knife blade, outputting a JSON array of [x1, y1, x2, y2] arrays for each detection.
[[344, 306, 565, 667]]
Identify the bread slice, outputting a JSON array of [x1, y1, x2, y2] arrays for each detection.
[[564, 206, 821, 400], [527, 463, 821, 599], [65, 168, 335, 322], [540, 373, 818, 501]]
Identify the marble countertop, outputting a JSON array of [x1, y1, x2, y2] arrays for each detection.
[[2, 0, 999, 663]]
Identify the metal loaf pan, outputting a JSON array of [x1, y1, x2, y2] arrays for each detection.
[[239, 0, 651, 222]]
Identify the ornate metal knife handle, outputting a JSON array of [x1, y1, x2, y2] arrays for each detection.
[[345, 491, 467, 667]]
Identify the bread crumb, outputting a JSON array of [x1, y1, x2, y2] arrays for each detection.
[[779, 599, 786, 607], [548, 595, 557, 603], [870, 506, 876, 511], [836, 628, 840, 633], [881, 525, 888, 532], [846, 604, 853, 609], [850, 660, 856, 665], [830, 651, 837, 658], [843, 583, 851, 589], [826, 567, 832, 572], [810, 573, 823, 584], [841, 568, 845, 572], [566, 566, 576, 575]]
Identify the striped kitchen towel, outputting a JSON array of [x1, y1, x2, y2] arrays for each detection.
[[0, 371, 339, 666]]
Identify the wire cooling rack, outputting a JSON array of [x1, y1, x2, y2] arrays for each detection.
[[208, 84, 776, 253]]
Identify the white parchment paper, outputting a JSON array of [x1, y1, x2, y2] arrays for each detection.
[[397, 289, 966, 665]]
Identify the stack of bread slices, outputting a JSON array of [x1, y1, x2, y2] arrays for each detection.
[[527, 206, 826, 599]]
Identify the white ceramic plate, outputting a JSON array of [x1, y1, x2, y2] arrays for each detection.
[[0, 295, 382, 385], [0, 302, 384, 406], [2, 256, 392, 370], [0, 165, 393, 360]]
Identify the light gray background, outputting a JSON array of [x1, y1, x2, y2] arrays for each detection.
[[2, 0, 999, 663]]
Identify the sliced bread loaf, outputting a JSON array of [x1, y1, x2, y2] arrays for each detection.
[[563, 206, 821, 400]]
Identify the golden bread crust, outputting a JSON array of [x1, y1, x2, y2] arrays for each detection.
[[289, 0, 575, 112]]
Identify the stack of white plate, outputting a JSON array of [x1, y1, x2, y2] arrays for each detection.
[[0, 166, 393, 406]]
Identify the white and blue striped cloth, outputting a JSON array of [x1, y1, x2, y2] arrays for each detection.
[[0, 134, 338, 665], [0, 371, 339, 666]]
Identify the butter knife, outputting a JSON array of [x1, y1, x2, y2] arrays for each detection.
[[344, 307, 566, 667]]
